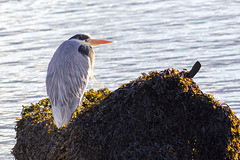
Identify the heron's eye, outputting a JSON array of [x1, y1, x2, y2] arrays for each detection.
[[85, 39, 90, 43]]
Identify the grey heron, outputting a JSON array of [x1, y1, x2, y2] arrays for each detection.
[[46, 34, 112, 128]]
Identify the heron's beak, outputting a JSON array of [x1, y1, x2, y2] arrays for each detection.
[[90, 39, 112, 46]]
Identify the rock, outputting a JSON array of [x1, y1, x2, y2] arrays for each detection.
[[12, 68, 240, 160]]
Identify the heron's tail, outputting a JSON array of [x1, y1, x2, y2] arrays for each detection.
[[51, 105, 74, 128]]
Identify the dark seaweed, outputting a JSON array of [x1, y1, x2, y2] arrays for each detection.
[[12, 68, 240, 160]]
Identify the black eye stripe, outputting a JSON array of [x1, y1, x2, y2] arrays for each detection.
[[69, 34, 90, 40]]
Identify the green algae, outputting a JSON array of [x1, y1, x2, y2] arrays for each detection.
[[12, 68, 240, 160]]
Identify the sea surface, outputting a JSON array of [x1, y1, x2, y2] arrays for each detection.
[[0, 0, 240, 159]]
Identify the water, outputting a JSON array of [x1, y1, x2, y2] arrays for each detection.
[[0, 0, 240, 158]]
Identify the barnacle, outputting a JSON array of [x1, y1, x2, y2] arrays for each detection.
[[12, 69, 240, 160]]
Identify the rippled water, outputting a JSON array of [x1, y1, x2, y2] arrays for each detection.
[[0, 0, 240, 158]]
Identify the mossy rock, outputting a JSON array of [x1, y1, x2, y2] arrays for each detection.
[[12, 68, 240, 160]]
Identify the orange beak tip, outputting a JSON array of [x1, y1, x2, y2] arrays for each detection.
[[91, 39, 112, 45]]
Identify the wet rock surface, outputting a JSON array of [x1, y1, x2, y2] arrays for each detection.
[[12, 68, 240, 160]]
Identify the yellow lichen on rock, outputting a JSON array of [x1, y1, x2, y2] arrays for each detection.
[[12, 69, 240, 160]]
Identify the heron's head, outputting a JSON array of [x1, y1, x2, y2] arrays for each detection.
[[69, 34, 112, 47]]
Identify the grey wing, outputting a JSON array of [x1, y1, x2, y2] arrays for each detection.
[[46, 43, 91, 128]]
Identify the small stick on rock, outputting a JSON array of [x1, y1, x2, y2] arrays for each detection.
[[186, 61, 201, 78]]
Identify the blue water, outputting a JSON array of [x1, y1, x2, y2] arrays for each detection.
[[0, 0, 240, 159]]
